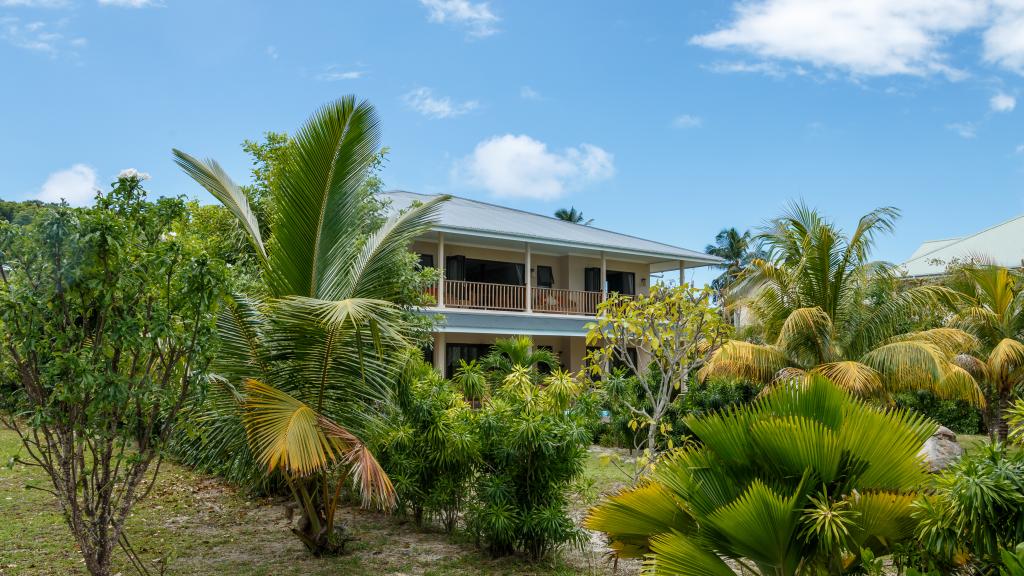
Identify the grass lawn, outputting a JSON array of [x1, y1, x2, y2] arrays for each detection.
[[0, 428, 638, 576]]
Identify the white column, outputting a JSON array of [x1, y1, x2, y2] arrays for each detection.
[[600, 251, 607, 299], [433, 332, 446, 374], [678, 260, 686, 287], [525, 242, 532, 313], [437, 232, 445, 308]]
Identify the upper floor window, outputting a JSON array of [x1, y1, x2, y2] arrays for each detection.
[[536, 265, 554, 288]]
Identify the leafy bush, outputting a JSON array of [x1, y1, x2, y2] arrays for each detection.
[[374, 358, 478, 532], [680, 375, 761, 418], [586, 375, 937, 575], [895, 390, 982, 435], [913, 443, 1024, 573], [467, 368, 594, 559]]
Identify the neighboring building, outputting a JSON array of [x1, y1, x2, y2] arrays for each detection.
[[902, 213, 1024, 277], [382, 191, 723, 376]]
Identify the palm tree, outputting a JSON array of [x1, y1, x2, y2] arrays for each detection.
[[554, 206, 592, 225], [944, 265, 1024, 440], [586, 375, 936, 575], [704, 202, 984, 405], [705, 227, 759, 297], [173, 97, 448, 554], [480, 335, 560, 382]]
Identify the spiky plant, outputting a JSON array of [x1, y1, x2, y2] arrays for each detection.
[[173, 96, 448, 554], [585, 375, 936, 575], [706, 202, 984, 405], [479, 335, 560, 384], [943, 265, 1024, 441]]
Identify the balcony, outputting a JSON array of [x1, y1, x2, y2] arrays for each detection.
[[427, 279, 608, 316]]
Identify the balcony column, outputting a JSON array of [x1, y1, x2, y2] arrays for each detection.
[[433, 332, 446, 374], [525, 242, 532, 312], [600, 251, 607, 301], [678, 260, 686, 287], [437, 232, 445, 308]]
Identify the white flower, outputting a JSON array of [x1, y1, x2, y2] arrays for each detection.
[[117, 168, 151, 181]]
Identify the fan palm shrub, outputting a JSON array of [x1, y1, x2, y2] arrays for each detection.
[[585, 374, 936, 575], [943, 265, 1024, 441], [706, 202, 984, 405], [172, 96, 447, 554]]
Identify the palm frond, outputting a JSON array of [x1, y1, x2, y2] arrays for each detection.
[[701, 340, 793, 384], [268, 96, 381, 298], [317, 416, 396, 510], [172, 149, 268, 266], [811, 361, 881, 396], [243, 379, 337, 476]]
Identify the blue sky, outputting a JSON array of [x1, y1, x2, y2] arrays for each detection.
[[3, 0, 1024, 284]]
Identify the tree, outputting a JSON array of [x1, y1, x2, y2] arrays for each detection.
[[173, 96, 448, 554], [705, 227, 760, 299], [480, 335, 559, 382], [0, 175, 225, 576], [943, 265, 1024, 441], [554, 206, 592, 225], [586, 375, 937, 576], [587, 284, 731, 465], [705, 202, 984, 405]]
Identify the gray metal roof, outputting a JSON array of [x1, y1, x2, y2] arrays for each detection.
[[902, 213, 1024, 277], [382, 190, 722, 267]]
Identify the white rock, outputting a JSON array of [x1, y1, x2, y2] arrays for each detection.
[[918, 425, 963, 472]]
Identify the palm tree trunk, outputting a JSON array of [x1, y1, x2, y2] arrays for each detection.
[[998, 386, 1011, 443]]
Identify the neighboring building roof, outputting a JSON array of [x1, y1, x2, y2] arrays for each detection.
[[902, 213, 1024, 277], [381, 190, 723, 268]]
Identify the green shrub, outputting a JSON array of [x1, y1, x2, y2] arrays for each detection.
[[895, 390, 982, 435], [587, 375, 937, 575], [467, 368, 593, 559], [913, 443, 1024, 573], [374, 358, 478, 532]]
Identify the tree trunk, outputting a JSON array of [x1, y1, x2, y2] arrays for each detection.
[[997, 386, 1010, 443]]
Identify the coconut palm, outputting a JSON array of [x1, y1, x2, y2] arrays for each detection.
[[554, 206, 592, 225], [705, 202, 984, 405], [705, 227, 760, 297], [173, 96, 448, 554], [944, 265, 1024, 440], [585, 375, 937, 575]]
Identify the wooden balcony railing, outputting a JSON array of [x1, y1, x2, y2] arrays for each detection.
[[443, 279, 526, 312], [427, 280, 619, 316], [531, 286, 604, 315]]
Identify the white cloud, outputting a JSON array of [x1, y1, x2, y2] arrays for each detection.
[[419, 0, 499, 38], [947, 122, 978, 139], [403, 87, 478, 118], [673, 114, 703, 129], [0, 17, 83, 56], [704, 60, 790, 77], [37, 164, 99, 206], [520, 86, 541, 100], [316, 66, 364, 81], [991, 91, 1016, 111], [983, 0, 1024, 72], [457, 134, 614, 200], [97, 0, 160, 7], [692, 0, 987, 77]]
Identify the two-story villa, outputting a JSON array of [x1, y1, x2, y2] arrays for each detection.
[[384, 191, 723, 376]]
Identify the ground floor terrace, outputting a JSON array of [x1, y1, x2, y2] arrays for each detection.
[[431, 331, 590, 377]]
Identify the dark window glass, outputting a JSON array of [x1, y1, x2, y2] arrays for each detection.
[[418, 253, 435, 269], [445, 343, 491, 378], [606, 271, 636, 295], [584, 267, 602, 292], [537, 265, 554, 288]]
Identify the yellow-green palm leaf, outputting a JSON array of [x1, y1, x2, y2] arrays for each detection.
[[243, 379, 336, 476]]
